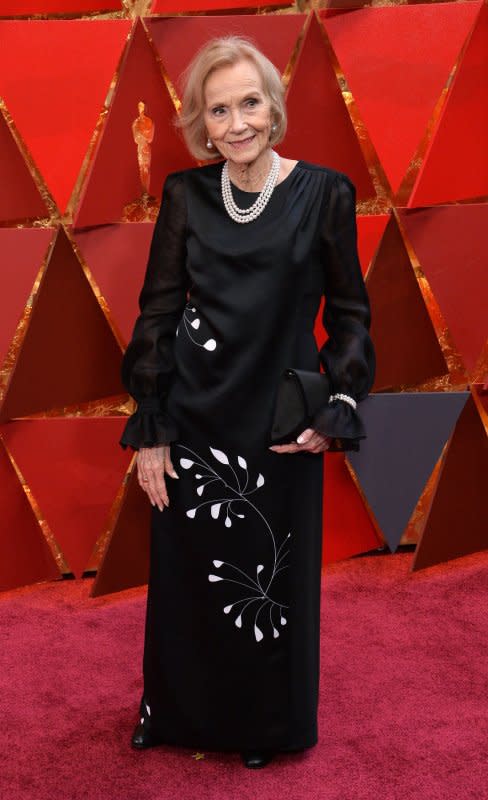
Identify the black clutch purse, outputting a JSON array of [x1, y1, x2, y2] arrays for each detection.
[[270, 368, 332, 445]]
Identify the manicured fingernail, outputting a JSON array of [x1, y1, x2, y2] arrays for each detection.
[[297, 435, 304, 444]]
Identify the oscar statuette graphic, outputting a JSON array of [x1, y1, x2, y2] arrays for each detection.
[[122, 101, 159, 222]]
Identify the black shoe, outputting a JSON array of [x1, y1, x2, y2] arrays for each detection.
[[131, 720, 163, 750], [240, 750, 275, 769], [131, 696, 163, 750]]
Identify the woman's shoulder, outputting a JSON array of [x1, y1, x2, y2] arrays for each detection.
[[160, 163, 221, 205], [296, 160, 355, 188], [165, 161, 222, 185]]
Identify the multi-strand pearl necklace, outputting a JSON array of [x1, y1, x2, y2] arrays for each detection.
[[221, 150, 281, 224]]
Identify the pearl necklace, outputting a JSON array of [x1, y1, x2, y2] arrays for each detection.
[[221, 150, 281, 224]]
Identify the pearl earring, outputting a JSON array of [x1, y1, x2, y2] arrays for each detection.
[[206, 138, 213, 150], [271, 123, 277, 132]]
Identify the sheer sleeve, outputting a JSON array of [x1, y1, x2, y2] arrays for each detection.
[[310, 172, 376, 452], [119, 171, 190, 451]]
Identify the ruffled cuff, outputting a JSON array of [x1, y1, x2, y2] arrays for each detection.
[[119, 397, 179, 451], [311, 397, 366, 453]]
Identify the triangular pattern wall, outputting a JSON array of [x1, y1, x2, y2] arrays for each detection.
[[0, 0, 486, 594]]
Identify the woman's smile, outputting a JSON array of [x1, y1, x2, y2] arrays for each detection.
[[227, 135, 256, 148]]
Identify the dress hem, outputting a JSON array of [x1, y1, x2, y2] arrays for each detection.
[[138, 694, 318, 753], [136, 727, 318, 754]]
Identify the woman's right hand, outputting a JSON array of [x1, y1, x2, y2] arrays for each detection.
[[136, 445, 179, 511]]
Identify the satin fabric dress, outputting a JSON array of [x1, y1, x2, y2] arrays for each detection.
[[119, 160, 376, 752]]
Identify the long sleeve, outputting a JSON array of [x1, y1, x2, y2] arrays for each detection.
[[119, 171, 190, 451], [310, 172, 376, 452]]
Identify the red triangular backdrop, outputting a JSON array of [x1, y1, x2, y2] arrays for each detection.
[[0, 20, 131, 213]]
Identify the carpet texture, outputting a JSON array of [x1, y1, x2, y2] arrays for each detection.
[[1, 551, 487, 800]]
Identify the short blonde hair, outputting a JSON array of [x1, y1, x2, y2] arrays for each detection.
[[177, 35, 287, 162]]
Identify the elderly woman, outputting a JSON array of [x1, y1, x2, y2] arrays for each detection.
[[119, 35, 375, 769]]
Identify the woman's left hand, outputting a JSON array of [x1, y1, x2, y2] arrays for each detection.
[[269, 428, 333, 454]]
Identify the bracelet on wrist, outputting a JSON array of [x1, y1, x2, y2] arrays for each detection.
[[328, 392, 357, 410]]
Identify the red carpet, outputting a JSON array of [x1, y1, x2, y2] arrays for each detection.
[[1, 551, 487, 800]]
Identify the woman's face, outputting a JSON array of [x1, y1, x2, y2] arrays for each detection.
[[203, 59, 273, 167]]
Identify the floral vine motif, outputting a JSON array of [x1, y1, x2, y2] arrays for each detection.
[[176, 302, 217, 351], [177, 443, 290, 643]]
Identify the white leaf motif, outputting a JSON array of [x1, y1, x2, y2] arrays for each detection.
[[204, 339, 217, 351], [210, 447, 229, 465], [191, 318, 200, 329], [177, 442, 290, 645]]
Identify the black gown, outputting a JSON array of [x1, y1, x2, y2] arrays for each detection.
[[119, 160, 375, 752]]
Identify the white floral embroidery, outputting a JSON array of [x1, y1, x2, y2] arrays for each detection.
[[176, 302, 217, 351], [177, 443, 290, 643]]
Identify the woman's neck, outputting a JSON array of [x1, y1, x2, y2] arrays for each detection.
[[226, 148, 274, 192]]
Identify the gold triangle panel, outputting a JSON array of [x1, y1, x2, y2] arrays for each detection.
[[412, 393, 488, 571], [282, 13, 375, 201], [2, 417, 133, 578], [74, 19, 193, 229], [0, 19, 132, 214], [410, 2, 488, 206], [366, 213, 449, 392], [0, 228, 55, 388], [0, 105, 51, 223], [0, 227, 124, 422], [321, 2, 481, 198], [73, 221, 156, 346], [399, 204, 488, 379], [323, 452, 383, 565], [356, 214, 389, 280], [91, 458, 150, 597], [0, 434, 60, 592]]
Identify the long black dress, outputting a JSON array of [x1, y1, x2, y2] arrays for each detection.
[[119, 159, 375, 753]]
